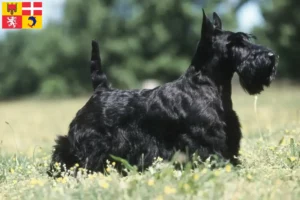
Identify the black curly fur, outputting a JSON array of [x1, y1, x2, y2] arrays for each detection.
[[90, 40, 110, 90], [48, 10, 277, 176]]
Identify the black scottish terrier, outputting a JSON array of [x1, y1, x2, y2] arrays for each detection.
[[49, 10, 277, 176]]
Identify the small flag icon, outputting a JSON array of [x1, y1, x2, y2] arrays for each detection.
[[2, 1, 43, 29]]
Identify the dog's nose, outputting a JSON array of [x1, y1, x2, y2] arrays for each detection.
[[268, 52, 275, 58], [267, 52, 277, 64]]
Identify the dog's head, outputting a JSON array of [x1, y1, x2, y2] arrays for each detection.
[[192, 10, 278, 95]]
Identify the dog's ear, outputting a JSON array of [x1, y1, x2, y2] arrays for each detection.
[[213, 12, 222, 29], [201, 9, 214, 41]]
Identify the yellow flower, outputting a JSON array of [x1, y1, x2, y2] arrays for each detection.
[[57, 177, 67, 184], [99, 181, 109, 189], [157, 157, 163, 162], [148, 179, 155, 186], [155, 195, 164, 200], [247, 174, 253, 180], [225, 164, 231, 172], [193, 174, 200, 181], [214, 169, 221, 176], [289, 157, 297, 162], [75, 163, 79, 167], [285, 129, 290, 134], [106, 167, 111, 172], [164, 186, 176, 195], [269, 146, 275, 151], [88, 174, 97, 179], [183, 183, 190, 191], [201, 168, 208, 174], [31, 178, 38, 185], [10, 168, 15, 174], [30, 178, 45, 186], [112, 162, 116, 166]]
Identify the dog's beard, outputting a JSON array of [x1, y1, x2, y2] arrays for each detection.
[[236, 55, 277, 95]]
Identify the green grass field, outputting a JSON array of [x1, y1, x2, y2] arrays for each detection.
[[0, 82, 300, 200]]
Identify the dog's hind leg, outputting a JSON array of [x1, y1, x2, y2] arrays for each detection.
[[91, 40, 110, 90]]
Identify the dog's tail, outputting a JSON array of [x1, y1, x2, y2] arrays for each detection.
[[90, 40, 110, 90], [48, 135, 78, 177]]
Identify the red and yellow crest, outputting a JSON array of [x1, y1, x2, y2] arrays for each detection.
[[2, 2, 43, 29]]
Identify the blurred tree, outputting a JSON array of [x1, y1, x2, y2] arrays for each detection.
[[252, 0, 300, 79], [238, 0, 300, 79], [0, 32, 40, 98], [61, 0, 238, 88], [0, 0, 238, 99]]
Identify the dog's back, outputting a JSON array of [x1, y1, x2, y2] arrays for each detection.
[[49, 74, 226, 176]]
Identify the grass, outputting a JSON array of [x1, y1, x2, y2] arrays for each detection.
[[0, 82, 300, 200]]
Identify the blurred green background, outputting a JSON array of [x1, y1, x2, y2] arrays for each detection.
[[0, 0, 298, 99]]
